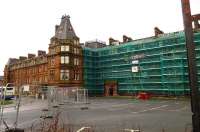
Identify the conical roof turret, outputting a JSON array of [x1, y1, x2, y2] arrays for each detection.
[[55, 15, 78, 39]]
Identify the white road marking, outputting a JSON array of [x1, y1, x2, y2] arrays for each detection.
[[131, 105, 168, 114], [76, 127, 91, 132], [124, 129, 140, 132], [162, 106, 188, 112]]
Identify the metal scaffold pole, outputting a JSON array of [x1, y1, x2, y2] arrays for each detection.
[[181, 0, 200, 131]]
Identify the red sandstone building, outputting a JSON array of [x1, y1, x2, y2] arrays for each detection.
[[3, 15, 83, 93], [0, 76, 3, 86]]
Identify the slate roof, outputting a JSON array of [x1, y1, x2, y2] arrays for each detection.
[[55, 15, 78, 39]]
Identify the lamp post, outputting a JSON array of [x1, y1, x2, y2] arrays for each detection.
[[181, 0, 200, 131]]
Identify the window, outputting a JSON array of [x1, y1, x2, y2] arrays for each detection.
[[45, 76, 48, 82], [50, 57, 55, 66], [39, 66, 42, 72], [74, 58, 79, 65], [74, 48, 79, 54], [60, 70, 70, 80], [39, 76, 42, 83], [74, 40, 79, 45], [50, 70, 55, 80], [74, 70, 80, 80], [61, 56, 69, 64], [77, 49, 79, 54], [50, 48, 56, 54], [61, 45, 69, 52], [44, 66, 48, 71]]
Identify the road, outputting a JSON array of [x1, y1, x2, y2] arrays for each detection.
[[0, 97, 193, 132], [1, 98, 47, 130]]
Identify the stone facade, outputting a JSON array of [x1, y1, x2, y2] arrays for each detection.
[[3, 15, 83, 93]]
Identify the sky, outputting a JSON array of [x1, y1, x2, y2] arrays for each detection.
[[0, 0, 200, 75]]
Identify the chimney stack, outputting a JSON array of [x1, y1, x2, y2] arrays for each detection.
[[55, 25, 59, 34], [19, 56, 27, 61], [154, 27, 164, 37], [38, 50, 46, 56], [10, 58, 19, 63], [123, 35, 133, 43], [109, 38, 120, 46], [28, 53, 36, 59]]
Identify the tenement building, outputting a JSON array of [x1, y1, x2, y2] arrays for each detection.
[[3, 15, 83, 94]]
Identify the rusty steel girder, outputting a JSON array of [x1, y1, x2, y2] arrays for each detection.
[[181, 0, 200, 132]]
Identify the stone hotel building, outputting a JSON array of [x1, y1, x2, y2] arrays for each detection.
[[3, 15, 83, 93]]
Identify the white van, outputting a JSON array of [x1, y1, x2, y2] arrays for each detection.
[[0, 86, 15, 99]]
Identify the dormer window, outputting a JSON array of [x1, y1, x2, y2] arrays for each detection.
[[50, 48, 56, 54], [73, 48, 79, 54], [74, 40, 79, 45], [68, 26, 72, 31]]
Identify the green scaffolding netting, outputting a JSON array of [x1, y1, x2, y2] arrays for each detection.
[[83, 31, 200, 96]]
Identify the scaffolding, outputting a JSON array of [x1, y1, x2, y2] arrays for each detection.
[[83, 31, 200, 96]]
